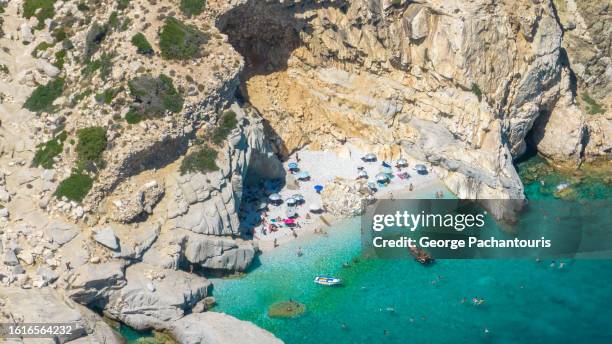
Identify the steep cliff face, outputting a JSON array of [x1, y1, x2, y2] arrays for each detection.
[[216, 0, 609, 209]]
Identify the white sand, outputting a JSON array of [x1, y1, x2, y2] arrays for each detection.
[[240, 143, 448, 252]]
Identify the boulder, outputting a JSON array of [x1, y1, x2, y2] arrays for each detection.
[[94, 227, 120, 251], [68, 260, 126, 305], [0, 286, 122, 344], [47, 221, 79, 245], [35, 60, 61, 78], [170, 312, 283, 344], [104, 263, 210, 330], [3, 249, 19, 266]]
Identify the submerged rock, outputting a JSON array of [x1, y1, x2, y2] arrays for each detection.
[[267, 301, 306, 318]]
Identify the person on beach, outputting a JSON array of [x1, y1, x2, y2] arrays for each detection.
[[274, 238, 278, 247], [296, 153, 300, 162], [409, 183, 414, 191]]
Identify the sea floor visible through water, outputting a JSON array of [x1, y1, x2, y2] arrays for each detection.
[[124, 157, 612, 343], [211, 157, 612, 344]]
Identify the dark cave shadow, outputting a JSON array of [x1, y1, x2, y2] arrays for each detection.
[[216, 0, 349, 87]]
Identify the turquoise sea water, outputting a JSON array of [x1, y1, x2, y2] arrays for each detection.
[[211, 160, 612, 343]]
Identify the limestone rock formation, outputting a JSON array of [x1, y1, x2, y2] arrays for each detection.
[[170, 312, 283, 344], [0, 286, 122, 344]]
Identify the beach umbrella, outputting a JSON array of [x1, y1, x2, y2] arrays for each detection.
[[286, 197, 298, 206], [286, 208, 298, 218], [288, 162, 299, 170], [382, 161, 392, 168], [314, 185, 324, 193], [291, 194, 305, 202], [284, 218, 296, 225], [309, 203, 322, 212], [363, 153, 377, 162], [357, 170, 368, 179], [367, 180, 377, 189], [375, 173, 390, 182], [256, 201, 268, 210], [268, 193, 281, 202], [415, 164, 427, 174], [297, 171, 311, 180], [396, 158, 408, 167], [379, 166, 393, 175]]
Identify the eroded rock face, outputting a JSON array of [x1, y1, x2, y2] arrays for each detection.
[[103, 263, 211, 331], [217, 0, 609, 211], [0, 287, 122, 344]]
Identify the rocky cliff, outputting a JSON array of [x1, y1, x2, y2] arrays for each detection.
[[216, 0, 609, 213], [0, 0, 609, 342]]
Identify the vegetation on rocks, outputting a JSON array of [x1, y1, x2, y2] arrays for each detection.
[[581, 92, 604, 115], [124, 109, 143, 124], [24, 78, 64, 112], [84, 22, 108, 61], [32, 131, 68, 168], [116, 0, 130, 10], [471, 83, 483, 102], [76, 126, 107, 168], [212, 111, 238, 145], [159, 17, 208, 60], [180, 145, 219, 175], [131, 33, 154, 55], [180, 0, 206, 17], [55, 172, 93, 202], [23, 0, 56, 28], [31, 41, 54, 57], [128, 74, 183, 116], [95, 87, 121, 104], [82, 52, 113, 80]]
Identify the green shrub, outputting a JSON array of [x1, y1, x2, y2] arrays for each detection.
[[125, 109, 143, 124], [582, 92, 604, 115], [131, 33, 153, 55], [159, 17, 208, 60], [95, 87, 121, 104], [53, 50, 66, 69], [116, 0, 130, 10], [77, 3, 89, 11], [24, 78, 64, 112], [128, 74, 183, 116], [211, 111, 238, 145], [84, 23, 108, 61], [32, 131, 67, 168], [23, 0, 56, 28], [180, 145, 218, 175], [108, 11, 120, 29], [471, 83, 482, 102], [71, 89, 92, 106], [76, 126, 107, 165], [82, 52, 113, 79], [55, 172, 93, 202], [180, 0, 205, 17], [52, 27, 67, 42], [31, 41, 54, 57]]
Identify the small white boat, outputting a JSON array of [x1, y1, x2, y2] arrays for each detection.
[[314, 275, 342, 286]]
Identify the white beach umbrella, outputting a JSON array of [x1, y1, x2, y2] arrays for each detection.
[[268, 193, 281, 202], [396, 158, 408, 167], [357, 170, 368, 178], [309, 203, 322, 212], [363, 153, 377, 162], [375, 173, 390, 181]]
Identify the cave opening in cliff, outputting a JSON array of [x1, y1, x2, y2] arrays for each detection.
[[217, 0, 347, 83]]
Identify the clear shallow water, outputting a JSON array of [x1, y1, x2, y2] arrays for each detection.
[[212, 163, 612, 343]]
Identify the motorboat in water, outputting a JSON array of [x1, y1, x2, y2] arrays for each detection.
[[314, 275, 342, 286]]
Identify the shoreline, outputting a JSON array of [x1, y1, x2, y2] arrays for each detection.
[[255, 177, 450, 253]]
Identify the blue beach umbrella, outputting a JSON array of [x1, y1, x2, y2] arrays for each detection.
[[382, 161, 392, 168], [298, 171, 311, 180], [314, 185, 324, 193], [288, 162, 299, 170]]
